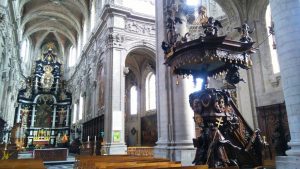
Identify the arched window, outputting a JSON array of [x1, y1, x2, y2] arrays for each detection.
[[186, 0, 199, 6], [146, 73, 156, 110], [79, 94, 84, 120], [266, 4, 280, 74], [90, 0, 96, 31], [130, 86, 138, 115], [68, 46, 76, 67], [21, 39, 30, 62], [72, 103, 78, 124]]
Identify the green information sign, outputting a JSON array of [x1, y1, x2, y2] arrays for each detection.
[[113, 131, 120, 142]]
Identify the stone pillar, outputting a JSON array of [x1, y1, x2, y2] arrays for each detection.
[[52, 105, 57, 128], [270, 0, 300, 168], [154, 0, 195, 162], [34, 77, 38, 94], [66, 105, 70, 126], [55, 79, 59, 95], [31, 105, 36, 127], [16, 104, 21, 123], [103, 39, 127, 154], [154, 0, 171, 158]]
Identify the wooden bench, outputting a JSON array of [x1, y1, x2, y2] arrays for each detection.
[[75, 155, 172, 169], [95, 161, 180, 169], [115, 164, 208, 169], [75, 155, 129, 169], [75, 155, 211, 169], [0, 159, 45, 169]]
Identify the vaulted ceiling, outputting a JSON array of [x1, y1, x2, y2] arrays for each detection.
[[19, 0, 89, 54]]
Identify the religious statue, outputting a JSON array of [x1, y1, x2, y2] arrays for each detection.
[[193, 6, 209, 25], [41, 65, 54, 91], [202, 17, 223, 37], [58, 108, 66, 126], [234, 23, 254, 43], [21, 107, 30, 127], [225, 65, 245, 85]]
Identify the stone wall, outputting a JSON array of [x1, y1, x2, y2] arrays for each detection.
[[67, 2, 155, 152], [0, 1, 24, 127]]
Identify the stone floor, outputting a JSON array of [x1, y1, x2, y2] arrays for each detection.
[[45, 164, 74, 169], [19, 151, 75, 169]]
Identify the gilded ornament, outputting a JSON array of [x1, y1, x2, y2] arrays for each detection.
[[41, 65, 54, 90]]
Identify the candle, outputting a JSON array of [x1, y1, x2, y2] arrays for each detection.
[[95, 136, 96, 143], [88, 136, 90, 142]]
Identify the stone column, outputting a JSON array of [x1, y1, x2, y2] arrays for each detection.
[[103, 21, 127, 154], [154, 0, 195, 162], [66, 105, 70, 126], [34, 76, 38, 94], [270, 0, 300, 168], [16, 104, 21, 123], [52, 105, 57, 128], [103, 48, 127, 154], [154, 0, 171, 158], [31, 105, 36, 127], [55, 79, 59, 95]]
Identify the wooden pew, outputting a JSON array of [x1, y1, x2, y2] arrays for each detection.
[[96, 161, 180, 169], [92, 157, 170, 169], [75, 155, 171, 169], [116, 164, 209, 169], [0, 159, 45, 169], [75, 155, 130, 169]]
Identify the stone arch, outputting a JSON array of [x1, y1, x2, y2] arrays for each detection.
[[247, 0, 269, 21], [124, 41, 156, 60], [124, 42, 157, 146]]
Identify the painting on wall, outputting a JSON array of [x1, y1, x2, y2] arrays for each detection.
[[35, 104, 52, 128], [141, 114, 157, 146]]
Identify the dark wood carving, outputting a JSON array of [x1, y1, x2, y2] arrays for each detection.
[[82, 115, 104, 142], [257, 104, 290, 157], [162, 4, 258, 168], [34, 148, 68, 161], [190, 89, 265, 168], [82, 115, 104, 155], [141, 114, 158, 146]]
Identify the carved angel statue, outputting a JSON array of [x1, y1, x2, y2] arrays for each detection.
[[161, 4, 182, 54], [234, 23, 255, 43], [202, 17, 223, 37], [193, 6, 209, 25]]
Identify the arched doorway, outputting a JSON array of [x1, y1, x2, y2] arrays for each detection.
[[124, 48, 157, 146]]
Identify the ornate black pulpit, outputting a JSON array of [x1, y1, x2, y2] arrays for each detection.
[[163, 5, 266, 169]]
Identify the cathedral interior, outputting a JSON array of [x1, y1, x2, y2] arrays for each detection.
[[0, 0, 299, 168]]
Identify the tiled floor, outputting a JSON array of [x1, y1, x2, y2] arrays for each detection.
[[45, 164, 74, 169]]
